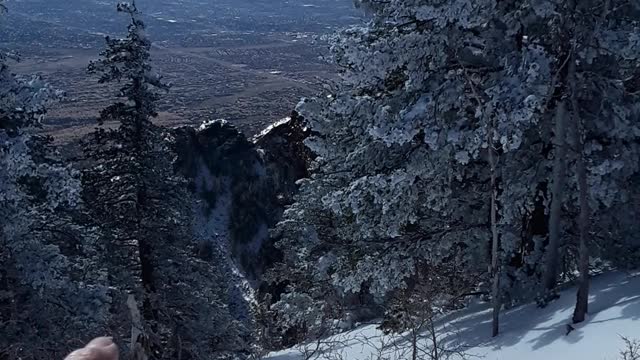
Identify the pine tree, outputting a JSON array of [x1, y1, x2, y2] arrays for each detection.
[[269, 0, 554, 340], [0, 4, 110, 358], [266, 0, 640, 343], [537, 0, 640, 306], [87, 1, 168, 131], [84, 2, 251, 358], [559, 0, 640, 323], [84, 3, 169, 355]]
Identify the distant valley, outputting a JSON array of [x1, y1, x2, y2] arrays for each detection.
[[0, 0, 361, 140]]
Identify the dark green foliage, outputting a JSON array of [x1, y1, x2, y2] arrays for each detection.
[[87, 1, 168, 128], [0, 4, 111, 355], [81, 3, 253, 358]]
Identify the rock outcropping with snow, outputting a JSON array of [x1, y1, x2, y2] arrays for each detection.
[[174, 116, 311, 282]]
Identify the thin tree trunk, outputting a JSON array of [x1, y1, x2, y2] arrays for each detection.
[[544, 101, 568, 292], [570, 56, 590, 324], [429, 317, 439, 360], [489, 138, 500, 337], [412, 328, 418, 360], [127, 294, 150, 360]]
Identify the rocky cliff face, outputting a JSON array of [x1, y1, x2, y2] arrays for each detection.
[[173, 113, 312, 283], [0, 109, 312, 358], [171, 116, 312, 354], [253, 111, 315, 209]]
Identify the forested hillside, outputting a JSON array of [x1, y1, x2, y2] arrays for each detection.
[[261, 0, 640, 354], [1, 0, 639, 359]]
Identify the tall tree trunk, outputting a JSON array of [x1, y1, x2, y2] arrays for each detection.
[[429, 317, 439, 360], [570, 56, 590, 324], [544, 101, 568, 292], [128, 294, 151, 360], [411, 328, 418, 360], [489, 139, 500, 337]]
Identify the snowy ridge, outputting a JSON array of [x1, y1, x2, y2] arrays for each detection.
[[252, 116, 292, 143], [267, 272, 640, 360]]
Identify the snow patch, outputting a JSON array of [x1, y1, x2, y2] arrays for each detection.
[[266, 272, 640, 360], [253, 117, 291, 143]]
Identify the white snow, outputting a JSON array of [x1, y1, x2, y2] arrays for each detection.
[[252, 117, 291, 143], [266, 271, 640, 360], [198, 118, 228, 131]]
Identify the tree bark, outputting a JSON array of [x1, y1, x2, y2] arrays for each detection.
[[489, 123, 500, 337], [429, 317, 439, 360], [544, 101, 568, 292], [570, 56, 590, 324], [127, 294, 150, 360], [412, 328, 418, 360]]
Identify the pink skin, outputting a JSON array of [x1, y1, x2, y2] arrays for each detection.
[[64, 337, 119, 360]]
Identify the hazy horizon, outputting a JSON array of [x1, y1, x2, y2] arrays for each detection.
[[0, 0, 362, 139], [2, 0, 361, 48]]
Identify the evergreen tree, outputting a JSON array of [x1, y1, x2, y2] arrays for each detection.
[[557, 0, 640, 321], [87, 1, 168, 131], [266, 0, 640, 342], [83, 2, 251, 358], [0, 4, 110, 358]]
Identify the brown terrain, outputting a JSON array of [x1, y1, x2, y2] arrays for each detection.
[[16, 38, 336, 143], [2, 0, 360, 143]]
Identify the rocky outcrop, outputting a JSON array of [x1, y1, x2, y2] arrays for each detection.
[[173, 113, 312, 281], [253, 111, 315, 208], [172, 117, 313, 354]]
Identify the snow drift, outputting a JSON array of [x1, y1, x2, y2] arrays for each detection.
[[267, 271, 640, 360]]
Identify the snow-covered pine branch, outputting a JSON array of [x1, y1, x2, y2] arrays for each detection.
[[267, 0, 640, 343]]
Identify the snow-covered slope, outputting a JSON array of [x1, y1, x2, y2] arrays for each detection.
[[267, 272, 640, 360]]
